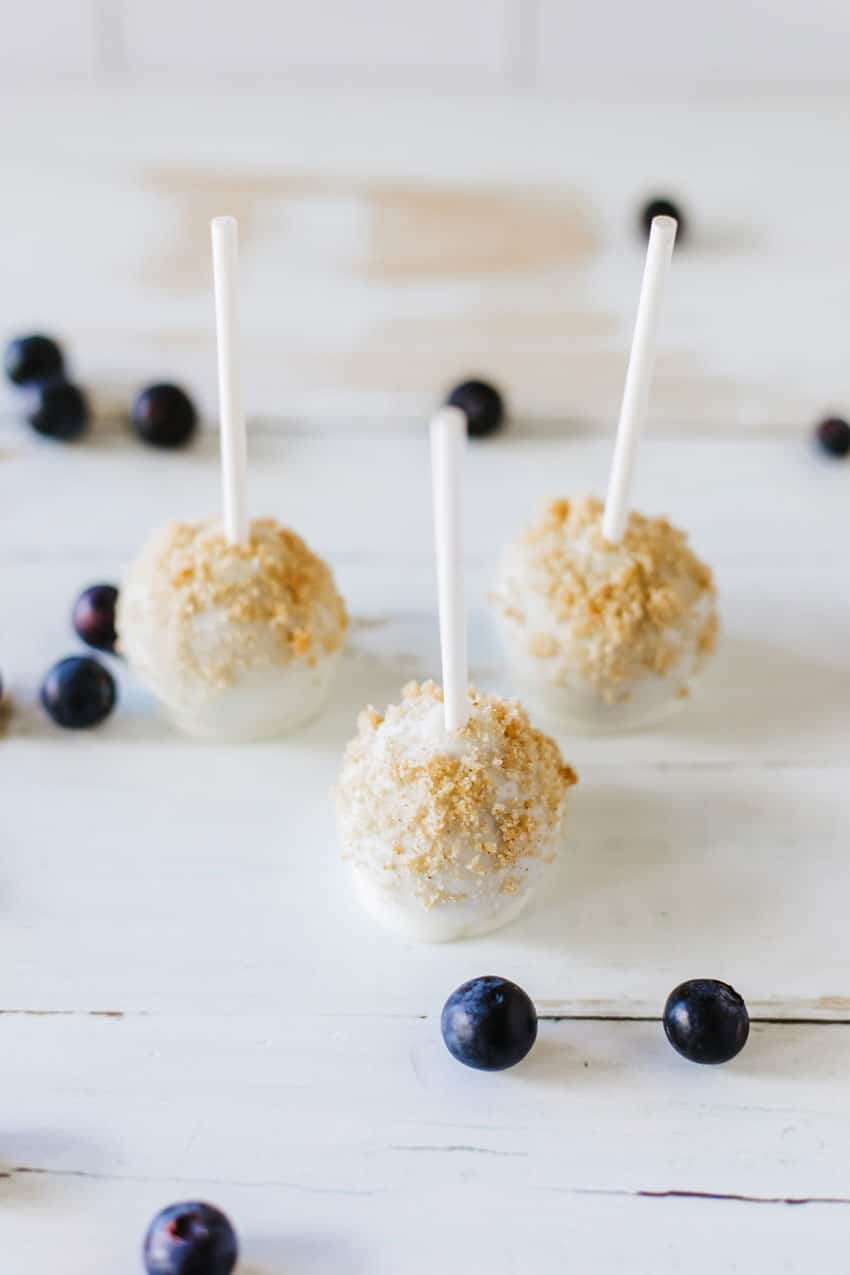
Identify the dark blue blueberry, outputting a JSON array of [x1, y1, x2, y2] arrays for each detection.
[[815, 416, 850, 459], [640, 197, 686, 242], [446, 379, 505, 438], [40, 656, 116, 729], [143, 1201, 238, 1275], [4, 334, 64, 386], [132, 383, 198, 449], [72, 584, 119, 653], [663, 979, 749, 1064], [441, 975, 537, 1071], [26, 378, 89, 441]]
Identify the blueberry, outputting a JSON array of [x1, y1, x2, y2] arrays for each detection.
[[441, 975, 537, 1071], [26, 378, 89, 441], [4, 334, 64, 387], [143, 1201, 238, 1275], [72, 584, 119, 653], [815, 416, 850, 459], [40, 656, 116, 729], [132, 383, 198, 449], [663, 979, 749, 1064], [640, 197, 686, 242], [446, 379, 505, 438]]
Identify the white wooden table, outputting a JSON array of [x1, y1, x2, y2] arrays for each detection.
[[2, 414, 849, 1273]]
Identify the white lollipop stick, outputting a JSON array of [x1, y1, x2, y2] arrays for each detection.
[[430, 405, 469, 733], [211, 216, 249, 546], [602, 214, 677, 544]]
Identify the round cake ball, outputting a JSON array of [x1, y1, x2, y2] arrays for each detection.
[[493, 496, 718, 732], [117, 517, 348, 741], [335, 681, 577, 942]]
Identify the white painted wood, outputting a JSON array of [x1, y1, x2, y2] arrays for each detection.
[[119, 0, 513, 86], [536, 0, 850, 95], [1, 92, 850, 1264], [0, 0, 98, 77], [1, 431, 848, 1029], [2, 91, 850, 428], [1, 1015, 849, 1273]]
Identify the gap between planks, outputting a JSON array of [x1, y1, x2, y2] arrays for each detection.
[[1, 1164, 849, 1208], [1, 1009, 849, 1025]]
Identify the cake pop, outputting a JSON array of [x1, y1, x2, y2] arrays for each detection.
[[117, 217, 347, 741], [493, 216, 717, 732], [335, 407, 576, 941]]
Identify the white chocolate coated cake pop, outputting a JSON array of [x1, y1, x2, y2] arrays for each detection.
[[492, 214, 717, 731], [118, 517, 347, 741], [335, 681, 576, 941], [493, 495, 717, 732], [336, 406, 577, 941], [119, 216, 348, 740]]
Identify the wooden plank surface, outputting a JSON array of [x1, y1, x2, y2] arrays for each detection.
[[3, 91, 850, 430], [2, 417, 849, 1269], [1, 1014, 849, 1273]]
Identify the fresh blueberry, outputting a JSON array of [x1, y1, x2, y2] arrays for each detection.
[[663, 978, 750, 1064], [446, 378, 505, 438], [131, 383, 198, 449], [72, 584, 119, 653], [40, 656, 116, 729], [4, 334, 64, 387], [640, 197, 686, 242], [26, 378, 89, 441], [815, 416, 850, 459], [441, 975, 537, 1071], [143, 1201, 238, 1275]]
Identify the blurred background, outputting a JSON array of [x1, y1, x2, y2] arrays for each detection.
[[2, 0, 849, 431]]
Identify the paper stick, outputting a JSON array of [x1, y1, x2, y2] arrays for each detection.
[[602, 214, 677, 543], [430, 406, 469, 732], [211, 216, 249, 546]]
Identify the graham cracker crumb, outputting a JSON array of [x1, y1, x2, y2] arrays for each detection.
[[119, 517, 347, 688], [497, 496, 718, 696], [335, 681, 577, 911]]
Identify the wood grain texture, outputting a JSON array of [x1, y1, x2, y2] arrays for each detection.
[[3, 81, 850, 1267], [3, 91, 850, 428], [1, 435, 847, 1028], [2, 425, 849, 1269], [1, 1014, 849, 1273]]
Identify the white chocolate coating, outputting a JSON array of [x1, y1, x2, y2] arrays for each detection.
[[118, 517, 347, 741], [334, 681, 576, 942], [493, 497, 718, 733]]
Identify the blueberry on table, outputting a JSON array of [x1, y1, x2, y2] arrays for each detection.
[[132, 383, 198, 448], [143, 1201, 238, 1275], [663, 979, 750, 1064], [640, 197, 686, 242], [4, 334, 64, 386], [40, 656, 116, 729], [26, 379, 89, 441], [446, 378, 505, 438], [72, 584, 119, 653], [815, 416, 850, 459], [441, 975, 537, 1071]]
